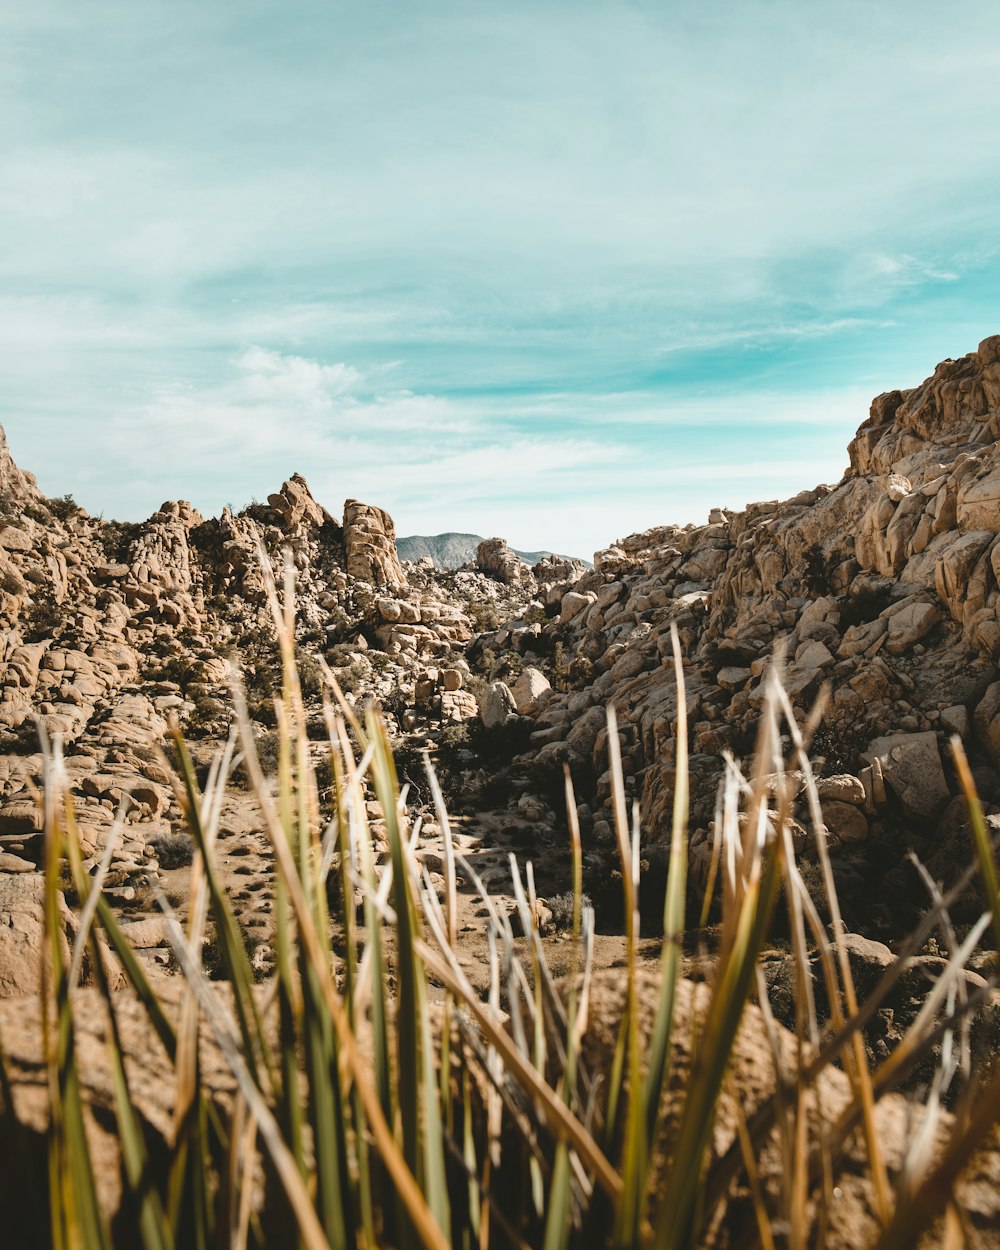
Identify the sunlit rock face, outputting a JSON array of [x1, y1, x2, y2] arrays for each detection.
[[497, 336, 1000, 926]]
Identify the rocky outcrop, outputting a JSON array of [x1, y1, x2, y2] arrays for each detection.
[[344, 499, 405, 587], [268, 473, 329, 531], [476, 537, 536, 588], [0, 425, 42, 506]]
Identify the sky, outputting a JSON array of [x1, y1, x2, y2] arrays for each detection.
[[2, 1, 1000, 558]]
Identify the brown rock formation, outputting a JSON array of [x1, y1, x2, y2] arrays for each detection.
[[343, 498, 405, 587], [476, 536, 535, 587]]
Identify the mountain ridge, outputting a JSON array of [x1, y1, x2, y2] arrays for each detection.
[[397, 530, 590, 569]]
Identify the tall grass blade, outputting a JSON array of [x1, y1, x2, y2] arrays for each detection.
[[952, 736, 1000, 955]]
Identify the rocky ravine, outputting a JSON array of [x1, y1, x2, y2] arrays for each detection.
[[3, 335, 1000, 987]]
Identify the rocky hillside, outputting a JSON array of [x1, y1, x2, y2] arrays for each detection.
[[0, 433, 584, 990], [471, 335, 1000, 931]]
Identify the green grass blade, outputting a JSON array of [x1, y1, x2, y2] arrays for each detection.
[[44, 793, 111, 1250], [643, 625, 688, 1141], [171, 727, 274, 1093], [952, 736, 1000, 955], [369, 717, 420, 1158], [653, 839, 783, 1250], [302, 957, 351, 1250]]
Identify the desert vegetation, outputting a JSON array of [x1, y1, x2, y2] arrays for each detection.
[[4, 561, 1000, 1250]]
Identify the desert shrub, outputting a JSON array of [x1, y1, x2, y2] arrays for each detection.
[[153, 653, 197, 692], [298, 653, 324, 698], [147, 832, 195, 870], [231, 728, 282, 784], [240, 499, 274, 524], [21, 593, 63, 643], [46, 492, 82, 521], [331, 659, 371, 695], [95, 520, 140, 562], [468, 599, 502, 632]]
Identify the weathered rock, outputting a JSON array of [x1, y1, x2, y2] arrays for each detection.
[[885, 600, 940, 653], [344, 499, 405, 587], [479, 681, 517, 729], [267, 473, 328, 530], [560, 590, 596, 624], [475, 537, 533, 587], [865, 731, 950, 824], [0, 875, 69, 999], [816, 774, 867, 806], [511, 666, 551, 715], [442, 668, 464, 691], [441, 689, 478, 722], [821, 800, 869, 844], [0, 796, 41, 836]]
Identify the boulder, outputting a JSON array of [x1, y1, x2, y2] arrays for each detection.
[[0, 875, 69, 999], [0, 525, 33, 552], [865, 732, 950, 824], [441, 690, 478, 722], [267, 474, 328, 530], [885, 601, 940, 654], [343, 499, 405, 587], [816, 775, 867, 806], [479, 682, 517, 729], [821, 800, 869, 844], [560, 590, 596, 625], [475, 537, 533, 587], [511, 667, 551, 715], [0, 796, 42, 836]]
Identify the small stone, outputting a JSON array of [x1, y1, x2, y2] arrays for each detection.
[[939, 705, 970, 738], [821, 800, 869, 845], [815, 774, 866, 806]]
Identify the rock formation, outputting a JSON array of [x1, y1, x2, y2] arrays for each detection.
[[3, 333, 1000, 968], [469, 336, 1000, 930], [343, 498, 405, 587], [475, 536, 536, 587]]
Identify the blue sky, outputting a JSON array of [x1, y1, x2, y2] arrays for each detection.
[[2, 1, 999, 557]]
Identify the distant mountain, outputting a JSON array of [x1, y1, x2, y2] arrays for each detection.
[[397, 532, 589, 570]]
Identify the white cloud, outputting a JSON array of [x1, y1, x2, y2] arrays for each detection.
[[237, 346, 361, 406]]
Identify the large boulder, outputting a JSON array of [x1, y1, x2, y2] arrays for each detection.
[[475, 537, 533, 587], [865, 731, 950, 824], [885, 600, 940, 654], [511, 667, 551, 715], [343, 499, 406, 587], [479, 681, 517, 729]]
